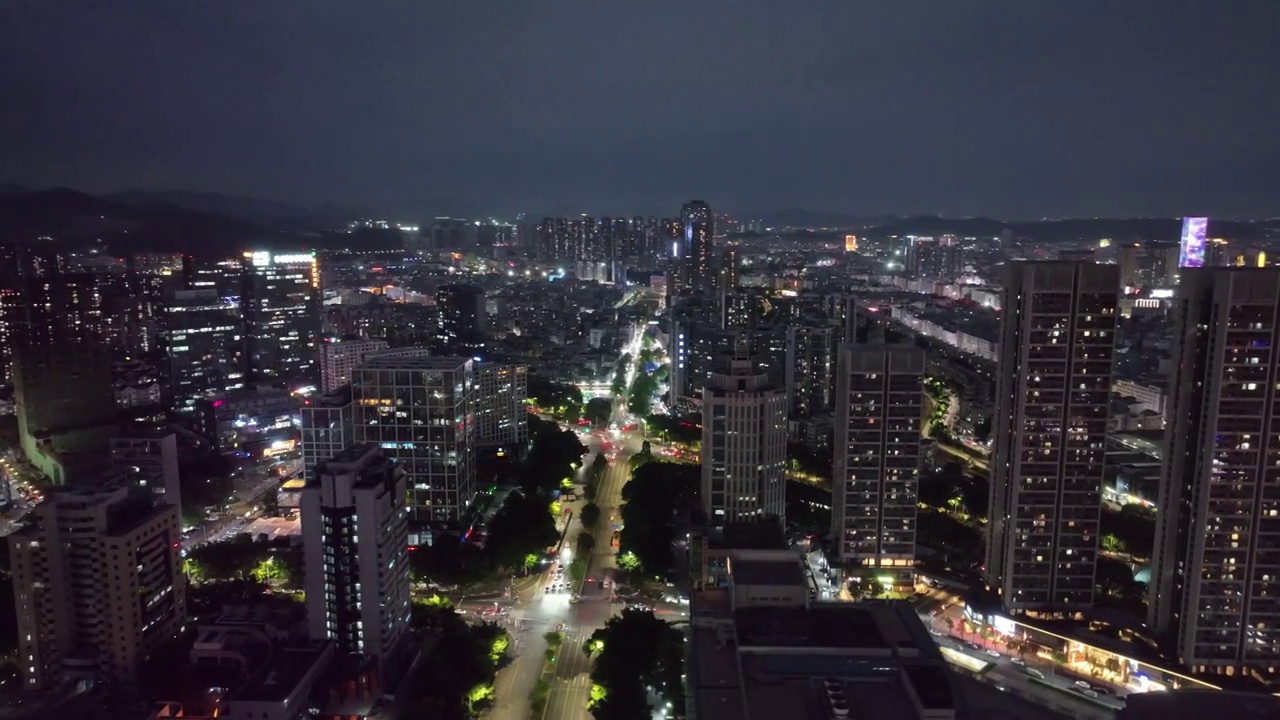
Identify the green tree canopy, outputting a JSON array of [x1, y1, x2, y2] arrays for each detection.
[[486, 490, 559, 571], [618, 461, 698, 578]]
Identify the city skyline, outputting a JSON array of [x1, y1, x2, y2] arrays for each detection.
[[3, 3, 1280, 219]]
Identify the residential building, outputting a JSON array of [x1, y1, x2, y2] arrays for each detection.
[[352, 355, 476, 523], [302, 444, 412, 682], [785, 325, 835, 418], [9, 485, 185, 691], [319, 337, 388, 394], [242, 251, 321, 386], [1149, 268, 1280, 674], [832, 344, 924, 583], [906, 235, 962, 279], [985, 261, 1118, 612], [701, 341, 787, 525]]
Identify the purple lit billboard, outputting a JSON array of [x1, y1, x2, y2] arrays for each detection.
[[1178, 216, 1207, 268]]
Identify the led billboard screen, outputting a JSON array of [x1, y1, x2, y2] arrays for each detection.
[[1178, 216, 1207, 268]]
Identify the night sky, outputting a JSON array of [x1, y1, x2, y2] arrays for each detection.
[[2, 1, 1278, 219]]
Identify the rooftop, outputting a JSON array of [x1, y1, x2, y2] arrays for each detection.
[[314, 444, 400, 490], [710, 522, 789, 551], [693, 601, 973, 720], [362, 354, 472, 371], [731, 557, 806, 587], [735, 605, 887, 649], [234, 642, 330, 703]]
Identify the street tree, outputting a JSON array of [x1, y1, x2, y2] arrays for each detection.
[[584, 397, 613, 427], [485, 490, 558, 571], [618, 461, 698, 579], [586, 609, 684, 719]]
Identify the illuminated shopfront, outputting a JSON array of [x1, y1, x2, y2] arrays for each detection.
[[963, 606, 1220, 695]]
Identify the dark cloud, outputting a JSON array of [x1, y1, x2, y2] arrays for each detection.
[[1, 0, 1277, 218]]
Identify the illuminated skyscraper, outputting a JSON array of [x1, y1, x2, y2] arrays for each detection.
[[241, 251, 321, 386], [1150, 268, 1280, 673], [352, 355, 476, 523], [165, 288, 245, 412], [436, 284, 487, 349], [719, 246, 740, 294], [785, 325, 835, 418], [302, 444, 412, 678], [680, 200, 714, 294], [700, 340, 787, 525], [985, 261, 1118, 611], [832, 344, 923, 582]]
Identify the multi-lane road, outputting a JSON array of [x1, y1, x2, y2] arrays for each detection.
[[491, 324, 664, 720]]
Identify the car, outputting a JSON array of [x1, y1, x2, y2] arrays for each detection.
[[1074, 680, 1091, 690], [1023, 667, 1046, 680], [1093, 687, 1112, 696], [928, 629, 943, 638], [1078, 688, 1099, 699], [985, 649, 1001, 659], [1009, 657, 1025, 666]]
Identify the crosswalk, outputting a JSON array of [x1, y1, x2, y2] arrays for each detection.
[[559, 674, 592, 691]]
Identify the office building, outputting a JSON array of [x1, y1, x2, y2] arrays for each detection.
[[110, 430, 182, 509], [831, 344, 924, 582], [182, 255, 243, 299], [679, 200, 715, 294], [302, 444, 412, 680], [985, 261, 1118, 611], [10, 485, 185, 691], [785, 325, 835, 418], [301, 384, 354, 482], [475, 363, 528, 451], [701, 341, 787, 525], [164, 288, 245, 412], [1149, 268, 1280, 673], [435, 284, 487, 349], [241, 251, 321, 386], [320, 337, 389, 393], [195, 387, 299, 455], [352, 355, 476, 522]]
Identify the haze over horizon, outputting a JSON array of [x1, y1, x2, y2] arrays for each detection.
[[2, 1, 1278, 220]]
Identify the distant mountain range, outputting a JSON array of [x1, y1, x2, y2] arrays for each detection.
[[0, 187, 399, 254], [104, 189, 374, 229], [2, 185, 1275, 254], [752, 209, 1276, 242]]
